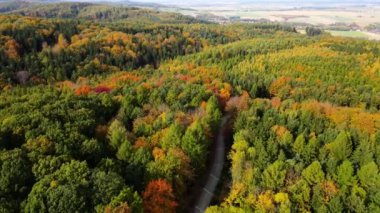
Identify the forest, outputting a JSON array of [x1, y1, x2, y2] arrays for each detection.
[[0, 2, 379, 213]]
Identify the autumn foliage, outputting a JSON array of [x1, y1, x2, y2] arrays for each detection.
[[93, 85, 112, 94], [5, 39, 20, 60], [225, 91, 250, 112], [269, 76, 291, 97], [1, 7, 380, 213], [75, 85, 91, 96], [143, 179, 178, 213]]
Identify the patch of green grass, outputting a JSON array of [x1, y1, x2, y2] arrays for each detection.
[[326, 30, 369, 38]]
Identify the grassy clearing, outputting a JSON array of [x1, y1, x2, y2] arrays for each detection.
[[326, 30, 369, 38], [325, 30, 380, 40]]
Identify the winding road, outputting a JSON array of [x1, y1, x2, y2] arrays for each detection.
[[192, 115, 231, 213]]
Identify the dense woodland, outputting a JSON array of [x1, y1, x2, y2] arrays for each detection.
[[0, 2, 379, 213], [0, 2, 201, 22]]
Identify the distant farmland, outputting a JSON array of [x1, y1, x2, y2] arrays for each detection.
[[163, 3, 380, 28]]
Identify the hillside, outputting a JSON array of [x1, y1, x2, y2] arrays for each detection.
[[0, 1, 199, 23], [0, 2, 379, 213]]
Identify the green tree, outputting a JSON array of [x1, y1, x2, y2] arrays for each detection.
[[288, 179, 311, 210], [303, 136, 319, 164], [31, 155, 70, 181], [181, 121, 207, 169], [302, 161, 325, 185], [46, 184, 87, 213], [0, 149, 33, 211], [261, 160, 287, 190], [328, 132, 352, 162], [311, 184, 325, 212], [293, 134, 305, 159], [23, 136, 55, 161], [334, 160, 355, 188], [91, 169, 125, 208], [108, 120, 128, 150], [327, 195, 343, 213], [306, 27, 323, 36], [107, 187, 143, 213], [357, 162, 380, 193], [24, 160, 90, 212], [161, 123, 183, 150], [346, 185, 367, 213], [206, 96, 222, 131]]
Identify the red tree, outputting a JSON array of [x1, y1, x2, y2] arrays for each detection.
[[143, 179, 178, 213], [93, 85, 111, 94]]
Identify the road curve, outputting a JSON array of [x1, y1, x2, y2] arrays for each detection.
[[193, 115, 231, 213]]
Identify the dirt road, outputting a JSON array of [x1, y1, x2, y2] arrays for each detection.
[[192, 115, 231, 213]]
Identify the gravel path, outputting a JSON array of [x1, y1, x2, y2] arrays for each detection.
[[193, 115, 230, 213]]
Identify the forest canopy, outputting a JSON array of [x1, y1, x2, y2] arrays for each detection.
[[0, 2, 379, 213]]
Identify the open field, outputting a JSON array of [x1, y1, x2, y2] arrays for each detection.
[[159, 3, 380, 28], [326, 30, 380, 40], [159, 2, 380, 41], [326, 30, 369, 38]]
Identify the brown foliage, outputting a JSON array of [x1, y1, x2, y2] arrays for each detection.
[[5, 39, 20, 60], [225, 91, 250, 112], [95, 125, 108, 140]]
